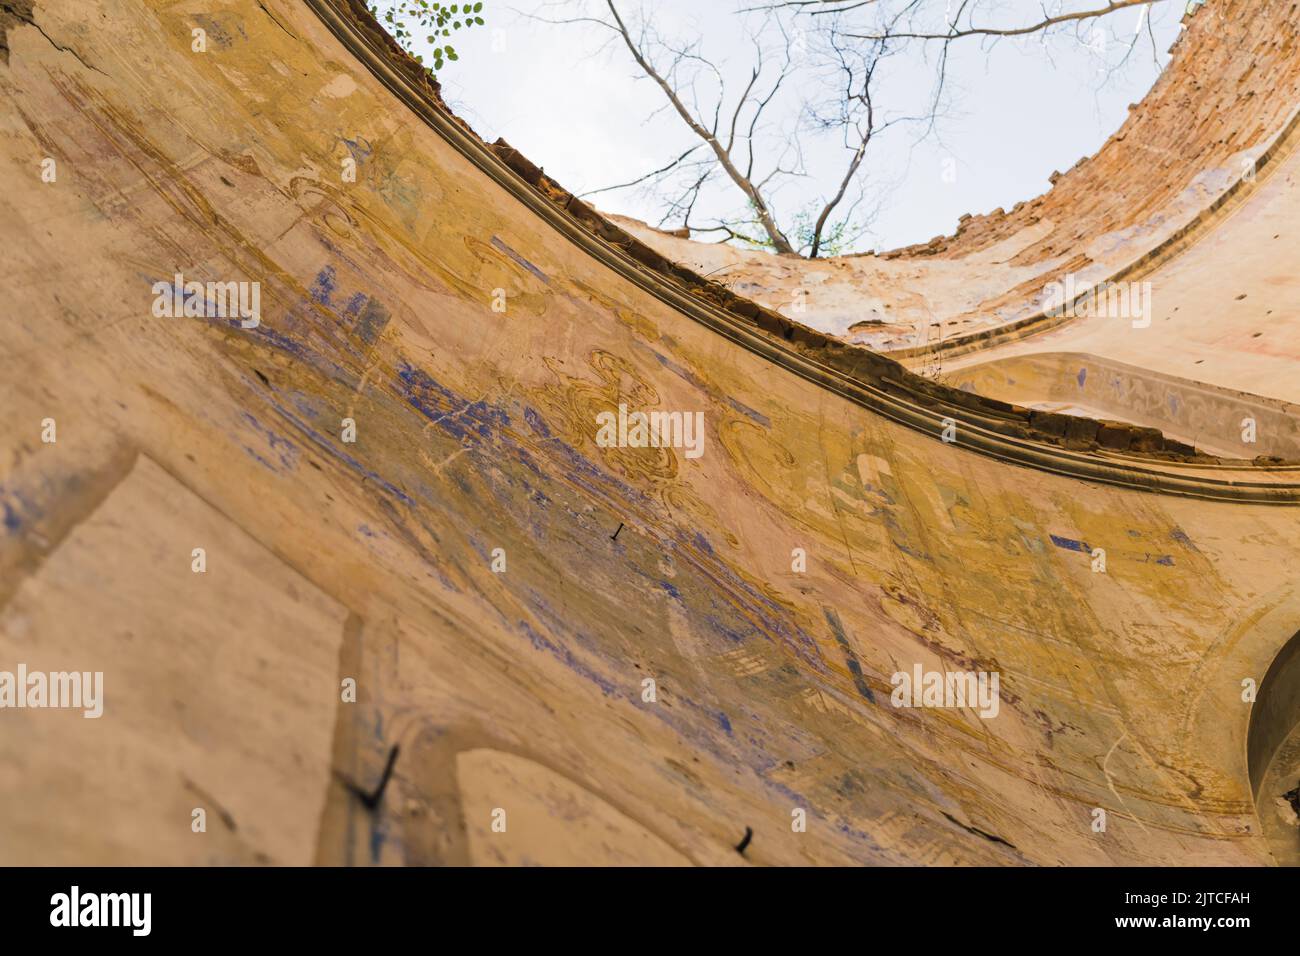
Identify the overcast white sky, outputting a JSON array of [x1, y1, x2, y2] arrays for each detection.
[[414, 1, 1185, 254]]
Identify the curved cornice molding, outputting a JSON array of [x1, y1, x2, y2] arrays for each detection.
[[305, 0, 1300, 504]]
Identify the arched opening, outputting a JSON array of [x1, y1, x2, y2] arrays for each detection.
[[1248, 629, 1300, 865]]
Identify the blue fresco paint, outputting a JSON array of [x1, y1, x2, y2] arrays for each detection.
[[1050, 534, 1090, 553], [490, 236, 549, 283], [238, 411, 300, 472], [267, 402, 416, 506], [311, 266, 337, 305], [517, 619, 618, 697], [650, 351, 770, 427], [2, 499, 20, 533], [895, 542, 932, 562], [822, 607, 876, 704]]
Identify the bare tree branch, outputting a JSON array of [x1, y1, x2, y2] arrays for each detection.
[[807, 32, 881, 257], [605, 0, 798, 254], [846, 0, 1166, 42], [524, 0, 1175, 259], [579, 144, 705, 198]]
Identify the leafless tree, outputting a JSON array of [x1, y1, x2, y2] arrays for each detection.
[[762, 1, 1181, 152], [529, 1, 923, 256], [762, 0, 1172, 34], [530, 0, 1184, 257], [765, 0, 1178, 73], [602, 1, 803, 254]]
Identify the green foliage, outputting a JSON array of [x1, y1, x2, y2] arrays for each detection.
[[790, 207, 854, 258], [729, 201, 858, 258], [369, 1, 486, 73]]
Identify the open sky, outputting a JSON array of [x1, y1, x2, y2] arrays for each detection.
[[413, 1, 1186, 254]]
